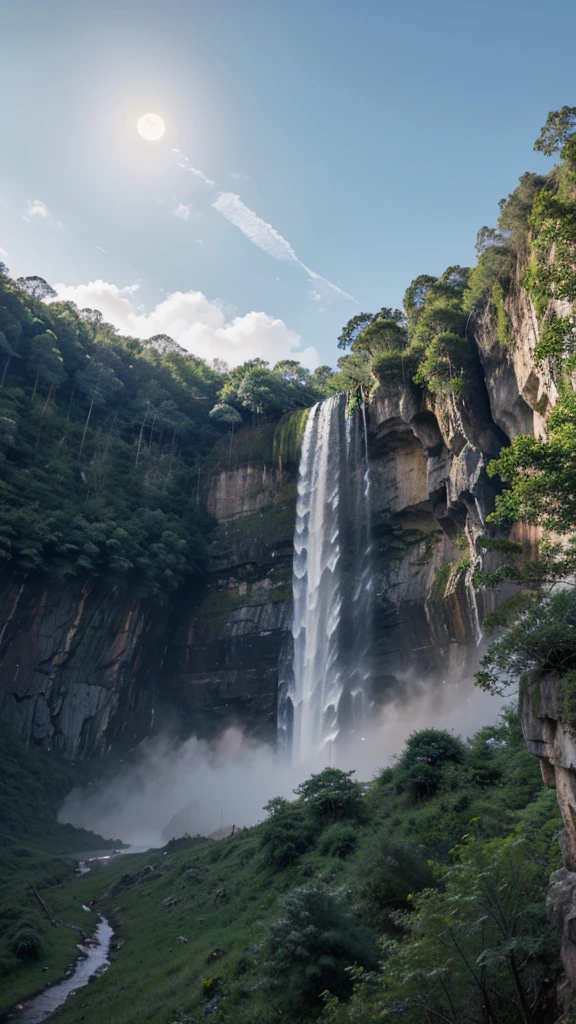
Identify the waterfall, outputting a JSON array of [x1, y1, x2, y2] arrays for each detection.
[[278, 394, 373, 764]]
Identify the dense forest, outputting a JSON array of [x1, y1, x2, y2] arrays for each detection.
[[0, 270, 331, 596]]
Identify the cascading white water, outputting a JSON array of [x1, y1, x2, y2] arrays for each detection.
[[278, 394, 373, 764]]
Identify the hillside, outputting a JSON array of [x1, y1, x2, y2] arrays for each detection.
[[0, 722, 118, 1013], [1, 709, 564, 1024]]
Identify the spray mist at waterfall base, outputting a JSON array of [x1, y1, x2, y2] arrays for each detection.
[[59, 677, 505, 848]]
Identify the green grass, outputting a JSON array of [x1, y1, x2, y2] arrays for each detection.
[[0, 708, 558, 1024], [0, 723, 119, 1013]]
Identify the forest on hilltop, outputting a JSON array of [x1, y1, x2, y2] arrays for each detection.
[[0, 270, 331, 596]]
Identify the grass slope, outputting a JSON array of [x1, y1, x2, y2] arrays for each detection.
[[7, 708, 561, 1024], [0, 723, 119, 1014]]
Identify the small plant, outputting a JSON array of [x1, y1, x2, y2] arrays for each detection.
[[491, 281, 513, 347], [202, 977, 220, 999], [535, 313, 573, 361]]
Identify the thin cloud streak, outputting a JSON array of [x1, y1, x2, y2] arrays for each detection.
[[173, 148, 216, 187], [172, 148, 356, 304], [212, 192, 357, 302], [212, 192, 299, 265]]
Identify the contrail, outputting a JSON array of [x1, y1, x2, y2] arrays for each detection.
[[172, 148, 356, 303], [212, 192, 357, 302]]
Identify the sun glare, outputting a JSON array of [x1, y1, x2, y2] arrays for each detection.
[[137, 113, 166, 141]]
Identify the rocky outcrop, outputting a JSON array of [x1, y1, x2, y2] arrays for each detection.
[[474, 264, 558, 440]]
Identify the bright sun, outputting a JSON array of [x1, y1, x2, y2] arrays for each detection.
[[137, 113, 166, 141]]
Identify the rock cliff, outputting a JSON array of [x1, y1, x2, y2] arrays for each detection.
[[0, 271, 561, 760]]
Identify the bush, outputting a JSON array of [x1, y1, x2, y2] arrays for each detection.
[[491, 281, 512, 347], [294, 768, 365, 825], [395, 729, 466, 800], [265, 884, 377, 1012], [535, 313, 573, 361], [476, 590, 576, 694], [356, 837, 434, 933], [258, 797, 315, 869], [370, 348, 421, 390], [318, 824, 358, 858], [413, 332, 474, 396], [12, 928, 42, 960]]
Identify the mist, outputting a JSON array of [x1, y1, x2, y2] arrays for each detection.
[[59, 674, 505, 848]]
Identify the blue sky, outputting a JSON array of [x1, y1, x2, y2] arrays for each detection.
[[0, 0, 574, 368]]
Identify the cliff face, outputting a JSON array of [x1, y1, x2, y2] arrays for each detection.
[[158, 444, 297, 745], [0, 273, 560, 759], [0, 575, 164, 758]]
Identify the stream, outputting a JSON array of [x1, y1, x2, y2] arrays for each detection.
[[15, 915, 113, 1024]]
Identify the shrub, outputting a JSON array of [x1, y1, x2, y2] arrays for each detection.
[[258, 797, 315, 869], [413, 332, 474, 396], [265, 884, 377, 1012], [294, 768, 364, 825], [356, 837, 434, 932], [476, 590, 576, 695], [491, 281, 512, 347], [535, 314, 573, 362], [202, 976, 220, 998], [318, 823, 358, 858], [12, 928, 42, 960], [371, 348, 421, 390], [395, 729, 466, 800]]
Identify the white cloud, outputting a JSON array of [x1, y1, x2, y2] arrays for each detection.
[[229, 171, 251, 181], [26, 199, 48, 219], [23, 199, 61, 227], [173, 202, 191, 221], [96, 245, 107, 253], [50, 280, 319, 370], [212, 192, 357, 302], [172, 148, 216, 187], [0, 246, 9, 261]]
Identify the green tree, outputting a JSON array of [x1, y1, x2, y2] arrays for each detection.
[[534, 105, 576, 159], [325, 830, 558, 1024], [337, 312, 374, 350], [294, 768, 364, 824], [28, 331, 67, 397], [476, 590, 576, 696], [258, 796, 315, 868], [487, 394, 576, 533], [413, 331, 473, 396], [395, 728, 466, 799]]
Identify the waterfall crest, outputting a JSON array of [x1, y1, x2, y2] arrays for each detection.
[[278, 394, 373, 764]]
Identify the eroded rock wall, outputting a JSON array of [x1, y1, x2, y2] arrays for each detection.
[[0, 272, 562, 758], [0, 575, 164, 757]]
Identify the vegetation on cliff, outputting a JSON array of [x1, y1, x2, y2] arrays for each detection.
[[0, 271, 329, 597], [465, 108, 576, 719]]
